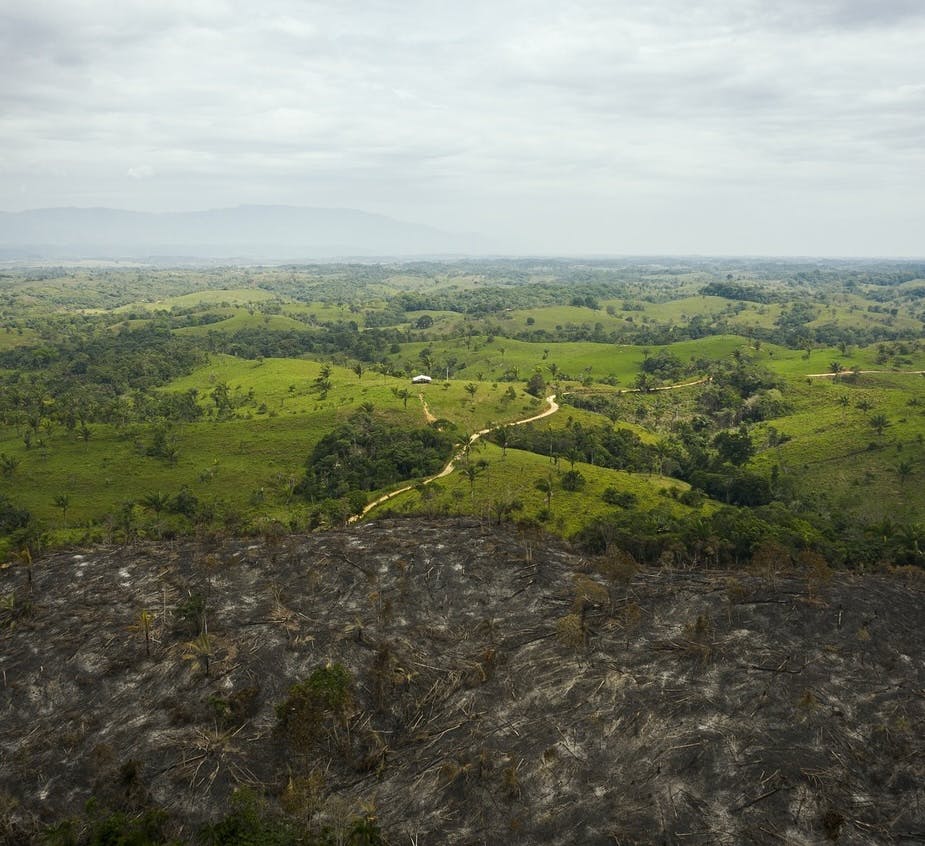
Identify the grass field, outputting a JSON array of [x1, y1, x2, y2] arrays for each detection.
[[2, 264, 924, 555], [117, 287, 278, 311], [748, 371, 925, 521], [388, 334, 751, 386], [0, 413, 342, 532], [371, 441, 708, 536], [0, 327, 39, 349]]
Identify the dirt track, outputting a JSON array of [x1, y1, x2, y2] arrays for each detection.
[[354, 394, 560, 520]]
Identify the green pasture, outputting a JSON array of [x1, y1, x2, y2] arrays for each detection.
[[162, 354, 519, 428], [282, 301, 370, 326], [411, 380, 560, 433], [633, 295, 782, 330], [750, 372, 925, 521], [0, 413, 338, 531], [173, 311, 309, 336], [505, 304, 632, 334], [805, 293, 922, 333], [162, 353, 604, 440], [116, 288, 278, 311], [368, 441, 709, 537], [401, 309, 468, 331], [388, 334, 750, 387], [759, 341, 925, 378], [0, 327, 39, 350]]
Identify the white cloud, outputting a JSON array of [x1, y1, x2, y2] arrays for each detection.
[[1, 0, 923, 254], [127, 165, 155, 180]]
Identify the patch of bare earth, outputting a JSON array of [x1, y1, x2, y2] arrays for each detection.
[[0, 517, 923, 844]]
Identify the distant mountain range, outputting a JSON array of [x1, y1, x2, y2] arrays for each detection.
[[0, 205, 486, 261]]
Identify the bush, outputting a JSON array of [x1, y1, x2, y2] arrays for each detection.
[[300, 414, 454, 500], [561, 470, 586, 491], [678, 488, 705, 508], [601, 487, 637, 508], [525, 372, 546, 397], [277, 664, 353, 750]]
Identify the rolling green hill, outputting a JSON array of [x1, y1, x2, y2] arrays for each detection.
[[0, 259, 922, 570]]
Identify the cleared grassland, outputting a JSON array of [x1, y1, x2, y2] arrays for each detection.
[[161, 354, 554, 432], [0, 414, 336, 531], [390, 334, 750, 386], [760, 342, 925, 377], [634, 295, 782, 329], [173, 311, 309, 336], [116, 287, 278, 311], [0, 327, 39, 349], [505, 304, 632, 333], [750, 372, 925, 521], [282, 301, 372, 326], [370, 441, 709, 536]]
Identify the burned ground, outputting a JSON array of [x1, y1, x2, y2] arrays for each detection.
[[0, 517, 923, 844]]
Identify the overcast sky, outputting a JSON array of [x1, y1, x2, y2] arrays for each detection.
[[2, 0, 924, 256]]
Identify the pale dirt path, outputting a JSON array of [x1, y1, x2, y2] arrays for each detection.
[[419, 393, 437, 424], [351, 395, 560, 521], [351, 372, 718, 522], [628, 376, 711, 393], [806, 369, 925, 378]]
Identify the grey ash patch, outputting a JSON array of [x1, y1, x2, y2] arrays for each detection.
[[0, 517, 923, 844]]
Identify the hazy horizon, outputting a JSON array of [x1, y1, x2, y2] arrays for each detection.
[[2, 1, 924, 257]]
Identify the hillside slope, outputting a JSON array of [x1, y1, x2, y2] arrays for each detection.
[[1, 518, 923, 844]]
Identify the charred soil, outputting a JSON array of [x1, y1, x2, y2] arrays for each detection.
[[0, 517, 923, 844]]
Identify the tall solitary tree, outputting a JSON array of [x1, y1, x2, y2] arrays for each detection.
[[837, 394, 850, 420], [53, 493, 70, 529], [496, 425, 511, 458], [869, 414, 890, 437]]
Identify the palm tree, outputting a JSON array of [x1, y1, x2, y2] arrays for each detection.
[[141, 491, 170, 537], [184, 632, 214, 677], [829, 361, 844, 381], [837, 395, 850, 420], [534, 476, 553, 509], [869, 414, 890, 437], [896, 523, 924, 564], [461, 461, 484, 503], [141, 491, 170, 515], [53, 493, 70, 529], [138, 609, 155, 657], [496, 425, 511, 458], [866, 518, 896, 555], [17, 547, 33, 593], [896, 461, 913, 487]]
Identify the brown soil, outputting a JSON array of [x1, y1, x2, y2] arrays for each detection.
[[1, 518, 923, 844]]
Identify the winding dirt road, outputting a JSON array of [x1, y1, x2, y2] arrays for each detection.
[[350, 395, 560, 521], [806, 369, 925, 378]]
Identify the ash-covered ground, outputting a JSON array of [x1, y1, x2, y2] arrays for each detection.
[[1, 517, 923, 844]]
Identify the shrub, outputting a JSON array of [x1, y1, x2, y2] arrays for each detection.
[[561, 470, 586, 491], [276, 664, 354, 750], [601, 487, 637, 508]]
